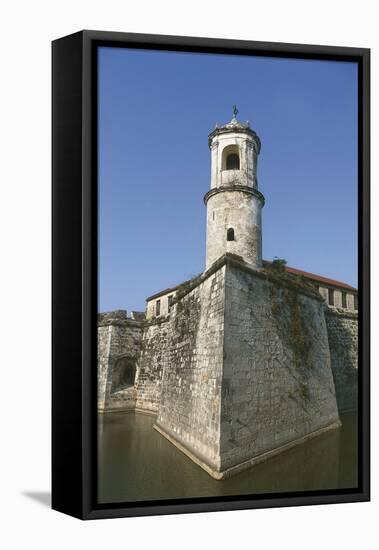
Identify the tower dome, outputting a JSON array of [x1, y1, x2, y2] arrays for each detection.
[[204, 107, 265, 270]]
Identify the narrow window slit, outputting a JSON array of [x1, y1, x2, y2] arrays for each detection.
[[227, 228, 235, 241]]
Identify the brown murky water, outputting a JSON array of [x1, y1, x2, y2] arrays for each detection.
[[98, 411, 358, 504]]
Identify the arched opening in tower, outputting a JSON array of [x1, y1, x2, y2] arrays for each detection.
[[221, 144, 240, 171], [227, 227, 235, 241], [226, 153, 240, 170]]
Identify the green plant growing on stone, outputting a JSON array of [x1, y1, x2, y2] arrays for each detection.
[[264, 258, 321, 299], [174, 273, 202, 302], [271, 301, 281, 316], [270, 257, 287, 273], [173, 291, 201, 340], [287, 382, 310, 404], [287, 291, 311, 367], [298, 381, 310, 401]]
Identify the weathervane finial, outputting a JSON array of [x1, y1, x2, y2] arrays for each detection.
[[231, 104, 239, 124]]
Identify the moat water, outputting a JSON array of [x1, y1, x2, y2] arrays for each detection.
[[98, 411, 358, 504]]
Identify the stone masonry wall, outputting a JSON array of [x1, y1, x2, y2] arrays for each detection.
[[97, 313, 142, 411], [220, 261, 340, 473], [326, 309, 358, 412], [97, 256, 356, 478], [135, 319, 170, 413], [155, 266, 226, 473], [98, 325, 112, 410]]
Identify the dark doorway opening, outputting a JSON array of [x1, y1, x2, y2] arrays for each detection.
[[111, 357, 136, 393]]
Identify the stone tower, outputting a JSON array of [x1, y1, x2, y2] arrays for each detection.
[[204, 107, 265, 270]]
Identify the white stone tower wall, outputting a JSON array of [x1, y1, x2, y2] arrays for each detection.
[[210, 133, 257, 190], [205, 116, 264, 270], [206, 191, 262, 269]]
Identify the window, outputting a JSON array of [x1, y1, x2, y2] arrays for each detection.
[[156, 299, 161, 316], [221, 145, 240, 170], [168, 295, 173, 309], [342, 291, 347, 308], [227, 227, 235, 241], [226, 153, 240, 170], [354, 294, 358, 310], [328, 288, 334, 306]]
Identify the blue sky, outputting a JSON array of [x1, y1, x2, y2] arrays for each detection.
[[98, 47, 358, 313]]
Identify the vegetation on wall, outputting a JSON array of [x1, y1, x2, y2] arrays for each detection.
[[174, 273, 203, 302], [267, 259, 316, 404], [284, 290, 312, 370], [264, 258, 320, 298], [174, 291, 201, 339], [266, 257, 287, 273]]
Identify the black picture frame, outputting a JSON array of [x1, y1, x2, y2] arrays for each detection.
[[52, 30, 370, 520]]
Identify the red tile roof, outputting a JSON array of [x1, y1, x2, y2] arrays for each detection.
[[284, 265, 357, 291]]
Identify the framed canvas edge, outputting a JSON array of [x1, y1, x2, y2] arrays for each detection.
[[52, 29, 370, 520], [52, 31, 85, 520]]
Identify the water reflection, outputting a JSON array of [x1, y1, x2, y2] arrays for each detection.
[[98, 411, 358, 504]]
